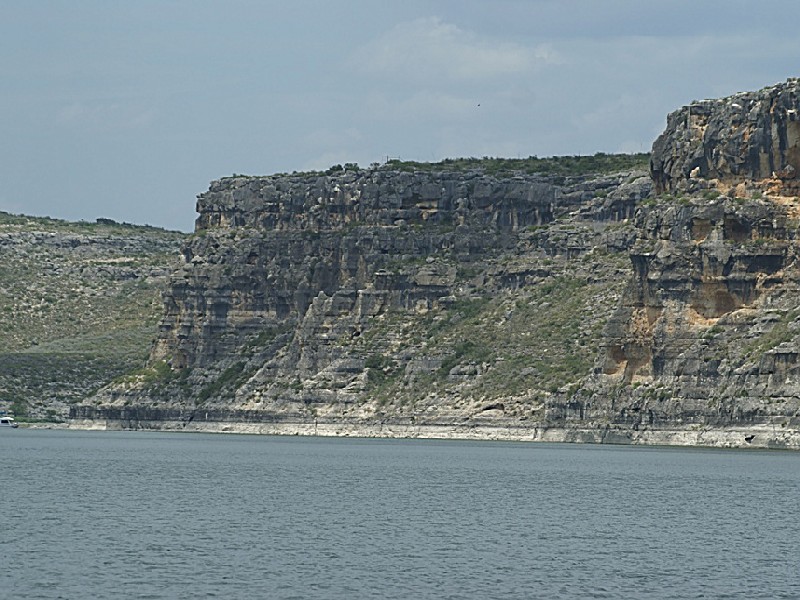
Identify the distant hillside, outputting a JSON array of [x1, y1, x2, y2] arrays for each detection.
[[0, 212, 186, 420]]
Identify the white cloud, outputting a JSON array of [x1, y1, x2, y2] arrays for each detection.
[[353, 17, 558, 83]]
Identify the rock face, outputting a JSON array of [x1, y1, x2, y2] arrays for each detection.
[[588, 195, 800, 434], [158, 171, 564, 370], [71, 79, 800, 449], [76, 165, 646, 430], [651, 78, 800, 193]]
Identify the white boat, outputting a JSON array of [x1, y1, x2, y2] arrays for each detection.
[[0, 416, 19, 428]]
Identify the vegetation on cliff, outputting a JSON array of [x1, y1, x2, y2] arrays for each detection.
[[381, 152, 650, 177], [258, 152, 651, 180]]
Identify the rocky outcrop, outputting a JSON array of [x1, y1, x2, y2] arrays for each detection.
[[587, 194, 800, 430], [150, 169, 644, 373], [582, 79, 800, 440], [195, 170, 560, 231], [651, 78, 800, 193], [159, 171, 553, 368]]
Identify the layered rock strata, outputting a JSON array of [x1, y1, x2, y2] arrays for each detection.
[[75, 168, 645, 429], [586, 195, 800, 436]]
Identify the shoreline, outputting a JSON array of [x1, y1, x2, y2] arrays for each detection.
[[50, 418, 800, 450]]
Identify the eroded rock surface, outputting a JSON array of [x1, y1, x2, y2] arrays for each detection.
[[76, 167, 643, 429], [651, 78, 800, 193]]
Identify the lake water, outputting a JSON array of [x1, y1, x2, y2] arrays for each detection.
[[1, 430, 799, 599]]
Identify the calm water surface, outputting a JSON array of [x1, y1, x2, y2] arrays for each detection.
[[1, 430, 799, 599]]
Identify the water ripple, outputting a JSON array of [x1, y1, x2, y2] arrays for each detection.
[[1, 431, 799, 599]]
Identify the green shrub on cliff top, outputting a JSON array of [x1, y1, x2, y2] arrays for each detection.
[[383, 152, 650, 177]]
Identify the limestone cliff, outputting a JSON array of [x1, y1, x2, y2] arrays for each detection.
[[74, 164, 646, 428], [651, 78, 800, 193], [71, 79, 800, 449], [588, 80, 800, 446]]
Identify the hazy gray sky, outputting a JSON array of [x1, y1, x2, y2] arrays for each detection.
[[1, 0, 797, 231]]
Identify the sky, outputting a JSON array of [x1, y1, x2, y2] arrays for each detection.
[[1, 1, 798, 232]]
